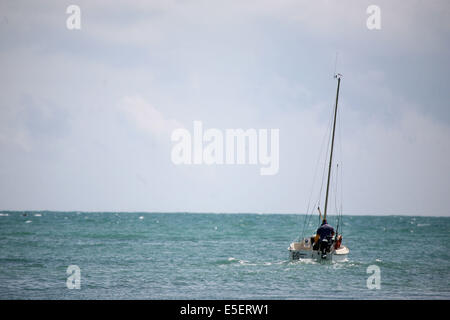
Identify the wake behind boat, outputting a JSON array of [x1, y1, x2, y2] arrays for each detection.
[[289, 74, 349, 261]]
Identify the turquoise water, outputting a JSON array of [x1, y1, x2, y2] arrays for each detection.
[[0, 211, 449, 299]]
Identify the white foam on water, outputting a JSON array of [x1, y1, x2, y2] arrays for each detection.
[[25, 220, 32, 223], [0, 213, 9, 216], [139, 216, 144, 220], [227, 257, 255, 265], [34, 214, 42, 217], [289, 258, 318, 265], [227, 258, 285, 267]]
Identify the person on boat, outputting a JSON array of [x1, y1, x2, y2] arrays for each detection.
[[317, 219, 335, 240], [313, 219, 335, 251]]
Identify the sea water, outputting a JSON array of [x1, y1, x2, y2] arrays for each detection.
[[0, 212, 449, 299]]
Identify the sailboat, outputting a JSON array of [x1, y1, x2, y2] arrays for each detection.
[[288, 74, 349, 261]]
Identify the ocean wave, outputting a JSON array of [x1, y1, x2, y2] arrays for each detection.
[[417, 223, 430, 227]]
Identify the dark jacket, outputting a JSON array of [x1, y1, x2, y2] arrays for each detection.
[[316, 223, 335, 240]]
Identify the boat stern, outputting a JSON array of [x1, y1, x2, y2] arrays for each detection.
[[288, 239, 313, 260]]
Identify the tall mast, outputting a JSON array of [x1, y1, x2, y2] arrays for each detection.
[[323, 74, 342, 220]]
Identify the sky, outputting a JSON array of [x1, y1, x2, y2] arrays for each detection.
[[0, 0, 449, 216]]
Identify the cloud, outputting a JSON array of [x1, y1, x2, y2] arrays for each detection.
[[0, 94, 69, 152], [342, 103, 450, 215], [118, 95, 182, 139]]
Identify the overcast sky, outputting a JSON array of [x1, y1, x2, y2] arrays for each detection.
[[0, 0, 449, 216]]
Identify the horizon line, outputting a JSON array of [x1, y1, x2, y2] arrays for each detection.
[[0, 209, 448, 217]]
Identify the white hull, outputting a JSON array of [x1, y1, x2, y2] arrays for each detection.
[[288, 239, 349, 262]]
